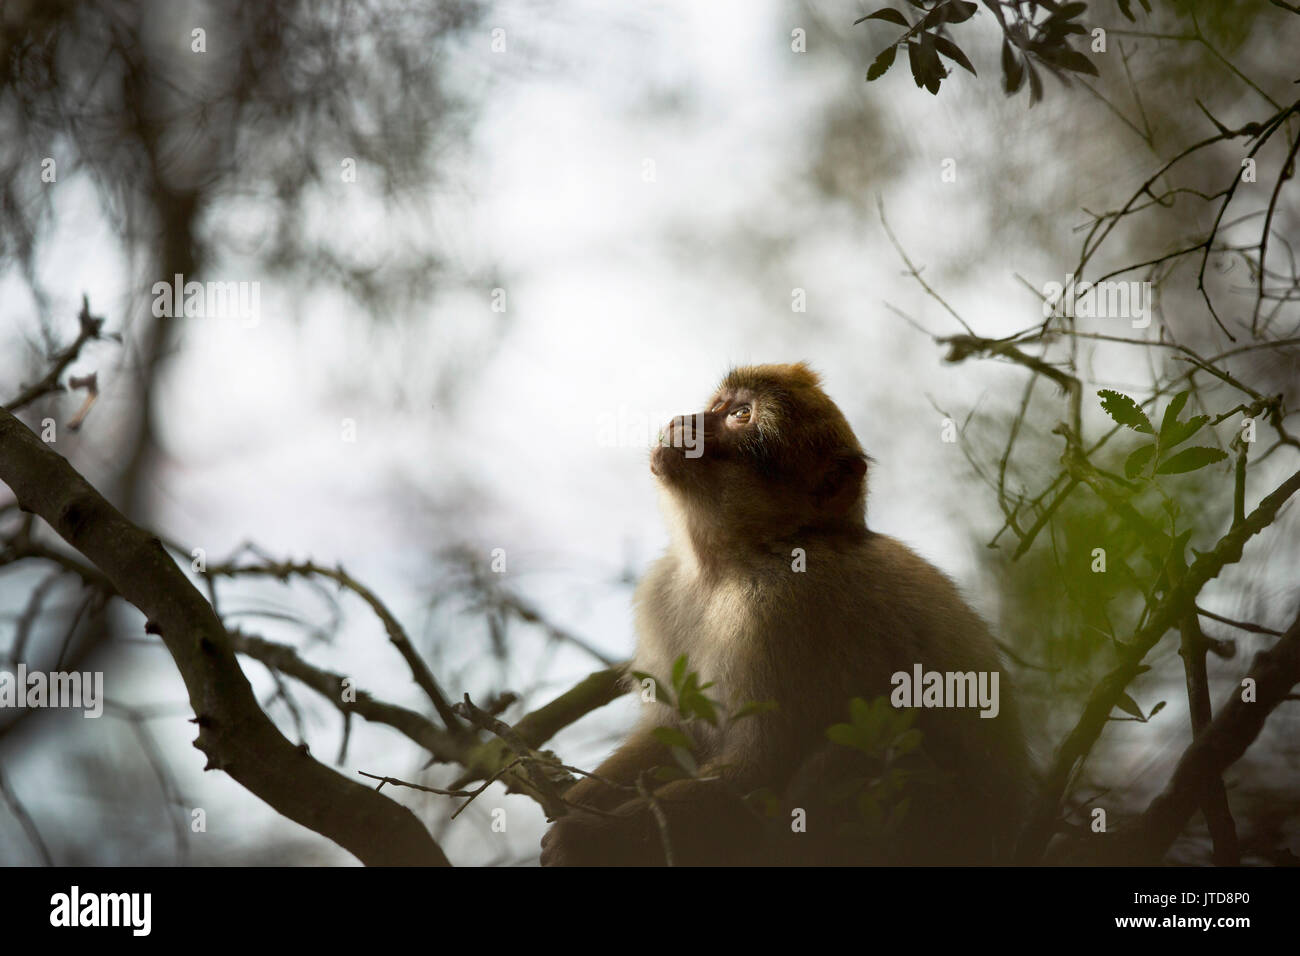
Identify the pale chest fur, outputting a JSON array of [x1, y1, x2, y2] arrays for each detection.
[[632, 555, 805, 711]]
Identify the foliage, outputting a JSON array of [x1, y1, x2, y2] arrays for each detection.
[[858, 0, 1104, 103], [1099, 389, 1228, 480], [631, 655, 779, 783], [825, 696, 933, 838]]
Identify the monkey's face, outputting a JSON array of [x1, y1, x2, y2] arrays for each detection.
[[651, 386, 757, 491], [651, 366, 868, 540]]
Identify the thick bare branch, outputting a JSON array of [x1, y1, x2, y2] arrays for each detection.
[[0, 406, 450, 866]]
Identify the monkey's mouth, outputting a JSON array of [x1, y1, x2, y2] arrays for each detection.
[[650, 443, 673, 477], [650, 442, 697, 479]]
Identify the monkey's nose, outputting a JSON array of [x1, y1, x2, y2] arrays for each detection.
[[662, 415, 696, 446]]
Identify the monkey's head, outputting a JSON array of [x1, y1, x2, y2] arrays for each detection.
[[652, 362, 868, 547]]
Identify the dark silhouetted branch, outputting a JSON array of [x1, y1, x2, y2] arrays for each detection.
[[0, 406, 450, 866]]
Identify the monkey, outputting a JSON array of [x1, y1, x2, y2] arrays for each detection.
[[540, 362, 1030, 866]]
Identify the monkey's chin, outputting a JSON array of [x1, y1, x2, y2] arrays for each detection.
[[650, 445, 684, 481]]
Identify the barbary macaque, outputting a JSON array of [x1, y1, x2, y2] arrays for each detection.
[[541, 362, 1030, 865]]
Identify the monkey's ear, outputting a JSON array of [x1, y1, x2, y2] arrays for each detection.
[[811, 452, 867, 514]]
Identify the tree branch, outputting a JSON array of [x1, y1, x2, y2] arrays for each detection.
[[3, 296, 109, 413], [0, 406, 449, 866], [1017, 464, 1300, 862]]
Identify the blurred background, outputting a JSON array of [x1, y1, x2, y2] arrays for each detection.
[[1, 0, 1297, 865]]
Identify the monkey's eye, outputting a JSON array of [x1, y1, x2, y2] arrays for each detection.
[[729, 404, 752, 422], [710, 400, 726, 413]]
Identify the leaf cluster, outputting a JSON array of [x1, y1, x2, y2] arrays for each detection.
[[860, 0, 1109, 104], [1098, 389, 1228, 479]]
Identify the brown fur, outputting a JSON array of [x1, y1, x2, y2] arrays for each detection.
[[541, 363, 1029, 866]]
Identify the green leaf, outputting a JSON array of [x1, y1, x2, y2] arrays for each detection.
[[908, 36, 944, 95], [886, 796, 912, 832], [1098, 389, 1154, 433], [850, 696, 872, 727], [1160, 391, 1190, 438], [671, 746, 697, 775], [942, 1, 979, 24], [1001, 39, 1024, 94], [867, 44, 898, 81], [731, 700, 779, 721], [679, 689, 719, 725], [894, 728, 923, 756], [671, 655, 688, 690], [1115, 692, 1144, 719], [827, 723, 866, 751], [856, 7, 909, 27], [862, 697, 890, 745], [652, 726, 692, 750], [1125, 443, 1157, 479], [858, 793, 884, 830], [629, 671, 670, 705], [1155, 446, 1229, 475], [1052, 49, 1098, 77], [1026, 61, 1043, 104], [1148, 700, 1166, 719], [932, 35, 976, 75], [1162, 415, 1209, 451]]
